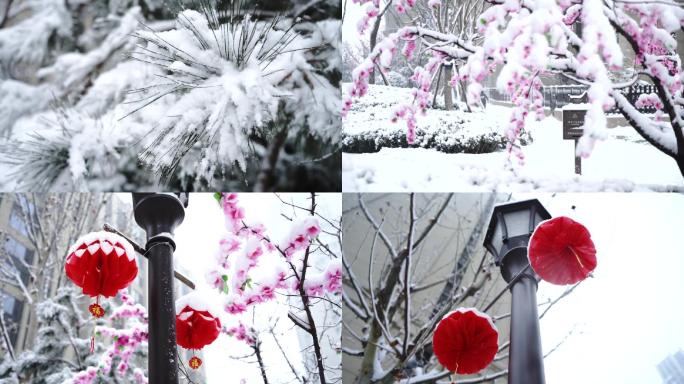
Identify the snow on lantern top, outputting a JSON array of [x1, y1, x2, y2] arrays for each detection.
[[433, 308, 499, 375], [175, 289, 222, 319], [65, 231, 138, 298], [528, 216, 597, 285], [67, 231, 135, 262]]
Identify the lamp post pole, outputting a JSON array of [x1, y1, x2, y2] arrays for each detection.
[[500, 245, 545, 384], [483, 199, 550, 384], [132, 193, 188, 384]]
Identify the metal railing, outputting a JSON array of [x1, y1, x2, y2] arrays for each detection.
[[484, 84, 658, 114]]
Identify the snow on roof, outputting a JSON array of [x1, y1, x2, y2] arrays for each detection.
[[562, 103, 590, 110]]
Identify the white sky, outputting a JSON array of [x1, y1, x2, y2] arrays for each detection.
[[342, 1, 365, 49], [516, 192, 684, 384]]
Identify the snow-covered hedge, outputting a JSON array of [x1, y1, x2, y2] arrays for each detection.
[[343, 126, 530, 153], [343, 84, 531, 153]]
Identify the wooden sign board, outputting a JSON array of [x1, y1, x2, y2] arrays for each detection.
[[562, 109, 586, 140]]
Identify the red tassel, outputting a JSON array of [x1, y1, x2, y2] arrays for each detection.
[[89, 297, 100, 354], [89, 297, 104, 318], [451, 364, 458, 384], [189, 355, 202, 369]]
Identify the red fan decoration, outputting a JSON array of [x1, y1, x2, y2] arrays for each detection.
[[65, 231, 138, 318], [433, 308, 498, 375], [528, 216, 596, 285], [176, 292, 222, 369]]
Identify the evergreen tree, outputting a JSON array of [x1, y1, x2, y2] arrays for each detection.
[[0, 288, 148, 384], [0, 0, 342, 191]]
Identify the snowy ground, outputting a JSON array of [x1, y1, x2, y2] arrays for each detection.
[[343, 85, 684, 192]]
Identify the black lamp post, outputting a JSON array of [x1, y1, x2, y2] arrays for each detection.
[[483, 199, 551, 384], [132, 193, 188, 384]]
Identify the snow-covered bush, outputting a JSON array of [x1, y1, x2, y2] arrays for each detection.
[[343, 127, 530, 154], [386, 70, 409, 88], [343, 84, 532, 153], [0, 288, 147, 384]]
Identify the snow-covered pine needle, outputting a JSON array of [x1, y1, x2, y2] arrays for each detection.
[[0, 129, 71, 190], [126, 0, 338, 183], [0, 106, 131, 190]]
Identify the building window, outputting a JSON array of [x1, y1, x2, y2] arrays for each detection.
[[3, 237, 34, 285], [8, 197, 36, 238], [1, 293, 24, 347], [8, 205, 29, 237]]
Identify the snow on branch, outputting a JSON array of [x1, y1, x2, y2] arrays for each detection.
[[206, 193, 341, 383], [127, 6, 341, 183]]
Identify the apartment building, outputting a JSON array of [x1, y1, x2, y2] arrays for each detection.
[[658, 350, 684, 384]]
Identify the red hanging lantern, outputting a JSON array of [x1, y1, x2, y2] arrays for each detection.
[[529, 216, 596, 285], [65, 231, 138, 318], [433, 308, 498, 375], [176, 292, 222, 369]]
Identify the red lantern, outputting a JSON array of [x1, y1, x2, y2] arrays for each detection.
[[65, 231, 138, 318], [176, 292, 222, 369], [529, 216, 596, 285], [433, 308, 498, 375]]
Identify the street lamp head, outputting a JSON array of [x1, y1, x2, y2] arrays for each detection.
[[483, 199, 551, 266], [132, 193, 188, 248]]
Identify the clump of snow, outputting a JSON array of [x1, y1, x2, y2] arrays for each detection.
[[37, 7, 142, 93], [0, 81, 51, 135], [0, 0, 72, 72], [175, 289, 222, 319]]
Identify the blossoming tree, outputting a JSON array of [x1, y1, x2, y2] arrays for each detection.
[[345, 0, 684, 177], [205, 193, 342, 383]]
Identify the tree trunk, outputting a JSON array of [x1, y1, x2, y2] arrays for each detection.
[[253, 128, 288, 192], [368, 13, 382, 85], [459, 80, 472, 113], [444, 65, 453, 110], [354, 323, 381, 384], [675, 154, 684, 179]]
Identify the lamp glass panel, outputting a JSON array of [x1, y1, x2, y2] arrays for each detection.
[[489, 220, 503, 255], [532, 210, 548, 229], [502, 209, 531, 238]]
